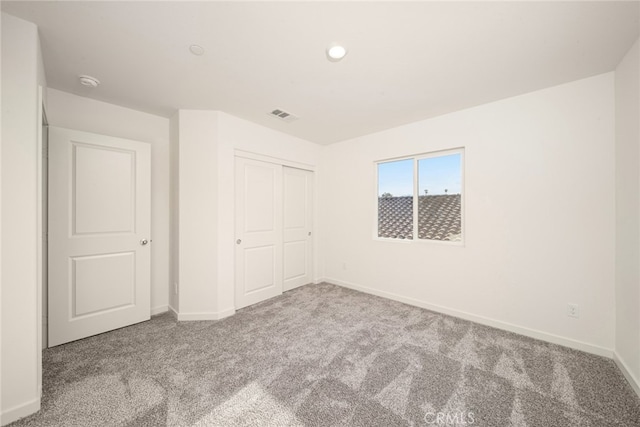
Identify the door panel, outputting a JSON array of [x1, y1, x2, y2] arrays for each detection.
[[235, 158, 283, 309], [72, 252, 135, 317], [73, 145, 134, 234], [244, 246, 276, 293], [48, 127, 151, 346], [283, 167, 313, 291], [284, 241, 306, 279], [244, 165, 277, 232]]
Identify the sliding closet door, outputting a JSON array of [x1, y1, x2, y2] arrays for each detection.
[[235, 157, 283, 309], [283, 167, 313, 291]]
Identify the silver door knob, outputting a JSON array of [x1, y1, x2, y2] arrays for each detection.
[[140, 239, 149, 246], [236, 239, 242, 244]]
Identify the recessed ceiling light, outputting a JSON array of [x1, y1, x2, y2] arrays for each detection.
[[326, 44, 347, 62], [189, 44, 205, 56], [78, 75, 100, 88]]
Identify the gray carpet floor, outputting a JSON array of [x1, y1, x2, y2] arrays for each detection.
[[9, 283, 640, 426]]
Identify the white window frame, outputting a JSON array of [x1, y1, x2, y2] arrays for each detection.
[[374, 147, 465, 246]]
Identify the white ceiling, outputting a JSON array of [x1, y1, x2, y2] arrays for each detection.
[[3, 1, 639, 145]]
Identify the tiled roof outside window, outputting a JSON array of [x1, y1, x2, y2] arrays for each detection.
[[378, 194, 462, 241]]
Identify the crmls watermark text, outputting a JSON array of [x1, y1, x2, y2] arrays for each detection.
[[424, 411, 475, 425]]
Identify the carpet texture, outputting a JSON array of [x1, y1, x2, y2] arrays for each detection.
[[9, 283, 640, 426]]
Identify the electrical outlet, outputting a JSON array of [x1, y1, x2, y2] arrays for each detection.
[[174, 282, 179, 295], [567, 303, 580, 318]]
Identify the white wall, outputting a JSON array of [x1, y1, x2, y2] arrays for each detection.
[[320, 73, 616, 355], [1, 13, 3, 421], [615, 37, 640, 393], [1, 12, 45, 425], [174, 111, 219, 318], [45, 89, 171, 316]]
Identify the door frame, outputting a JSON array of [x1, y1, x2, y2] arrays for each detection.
[[235, 150, 316, 172], [36, 86, 47, 395], [233, 150, 317, 307]]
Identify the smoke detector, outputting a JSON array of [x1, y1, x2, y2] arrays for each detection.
[[268, 108, 299, 123], [189, 44, 205, 56], [78, 75, 100, 88]]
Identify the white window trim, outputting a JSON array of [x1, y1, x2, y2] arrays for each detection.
[[373, 147, 465, 246]]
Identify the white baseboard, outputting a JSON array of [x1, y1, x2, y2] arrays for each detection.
[[323, 277, 613, 358], [1, 397, 40, 426], [175, 307, 235, 321], [151, 305, 169, 316], [613, 351, 640, 398], [168, 305, 178, 319], [216, 307, 236, 319]]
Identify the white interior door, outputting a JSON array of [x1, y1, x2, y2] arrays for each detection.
[[235, 157, 283, 309], [283, 167, 313, 291], [48, 127, 151, 347]]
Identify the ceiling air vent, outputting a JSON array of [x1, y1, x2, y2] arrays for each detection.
[[268, 108, 299, 123]]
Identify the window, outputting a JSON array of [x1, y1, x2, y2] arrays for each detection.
[[377, 149, 463, 242]]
